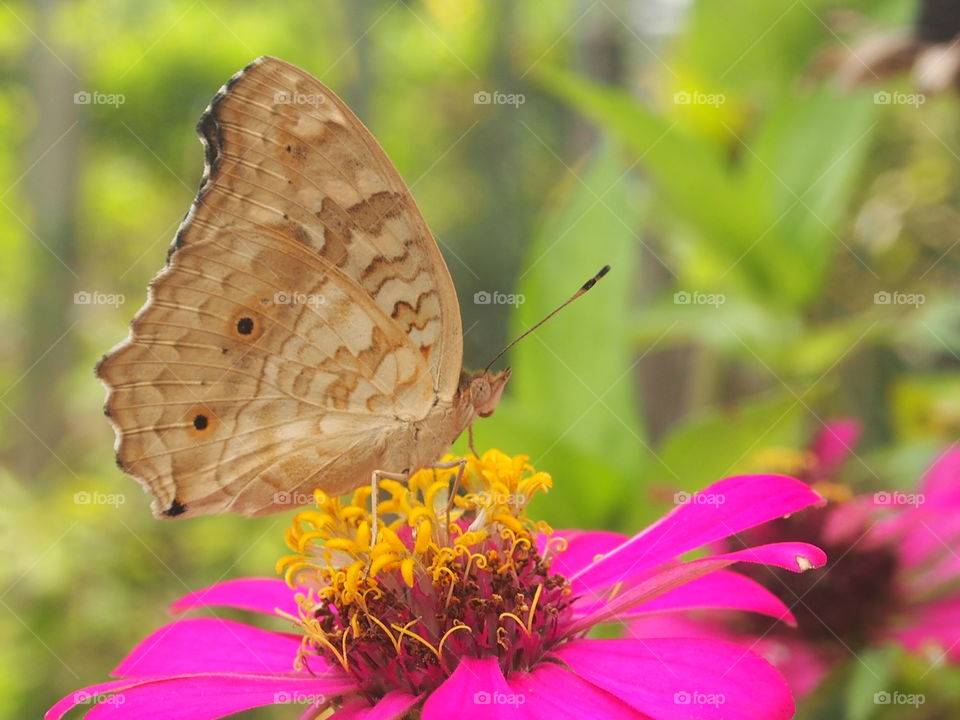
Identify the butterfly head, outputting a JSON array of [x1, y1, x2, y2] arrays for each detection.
[[461, 368, 511, 418]]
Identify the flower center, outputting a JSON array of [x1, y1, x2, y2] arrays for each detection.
[[276, 451, 573, 700]]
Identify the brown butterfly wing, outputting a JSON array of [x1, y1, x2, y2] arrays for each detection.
[[97, 57, 463, 518]]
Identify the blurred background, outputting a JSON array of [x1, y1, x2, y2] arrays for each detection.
[[2, 0, 960, 717]]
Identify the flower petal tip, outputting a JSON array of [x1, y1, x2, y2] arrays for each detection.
[[795, 549, 827, 572]]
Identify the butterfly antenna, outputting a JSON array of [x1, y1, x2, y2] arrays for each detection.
[[483, 265, 611, 373]]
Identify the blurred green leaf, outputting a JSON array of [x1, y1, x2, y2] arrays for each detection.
[[535, 65, 766, 289], [654, 392, 808, 490], [844, 646, 898, 720], [538, 65, 877, 308]]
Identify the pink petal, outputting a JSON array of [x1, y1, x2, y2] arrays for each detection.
[[605, 569, 796, 625], [507, 662, 646, 719], [568, 542, 825, 634], [919, 449, 960, 507], [820, 498, 874, 545], [896, 510, 960, 570], [750, 636, 832, 698], [171, 578, 298, 617], [114, 618, 306, 677], [552, 638, 794, 720], [626, 620, 832, 699], [572, 474, 823, 592], [48, 679, 153, 720], [327, 690, 422, 720], [628, 612, 732, 640], [421, 657, 519, 720], [544, 530, 630, 577], [891, 598, 960, 659], [811, 419, 860, 473], [51, 674, 355, 720]]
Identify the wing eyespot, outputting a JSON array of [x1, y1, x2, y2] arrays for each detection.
[[228, 309, 264, 341], [187, 405, 218, 438]]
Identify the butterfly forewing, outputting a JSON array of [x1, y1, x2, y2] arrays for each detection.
[[97, 57, 464, 517]]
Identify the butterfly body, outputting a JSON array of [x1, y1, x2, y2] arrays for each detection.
[[97, 57, 508, 518]]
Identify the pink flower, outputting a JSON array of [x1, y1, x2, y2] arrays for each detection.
[[50, 450, 825, 719], [639, 423, 960, 698]]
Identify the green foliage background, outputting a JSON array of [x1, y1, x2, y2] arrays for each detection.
[[2, 0, 959, 717]]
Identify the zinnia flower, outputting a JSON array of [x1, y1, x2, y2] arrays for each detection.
[[637, 422, 960, 698], [50, 449, 826, 719]]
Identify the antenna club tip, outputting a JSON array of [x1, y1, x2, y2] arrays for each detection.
[[580, 265, 611, 292]]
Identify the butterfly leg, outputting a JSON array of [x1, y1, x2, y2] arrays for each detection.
[[468, 424, 479, 459], [426, 458, 467, 537], [370, 469, 409, 544]]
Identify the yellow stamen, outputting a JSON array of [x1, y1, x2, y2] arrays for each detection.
[[437, 623, 472, 656], [414, 519, 432, 554], [393, 623, 442, 660], [369, 552, 399, 576], [526, 583, 543, 632], [400, 557, 416, 587], [498, 612, 533, 638]]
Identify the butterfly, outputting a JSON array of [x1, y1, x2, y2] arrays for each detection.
[[97, 56, 606, 520]]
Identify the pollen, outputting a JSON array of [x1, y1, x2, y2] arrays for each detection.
[[275, 449, 571, 697]]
